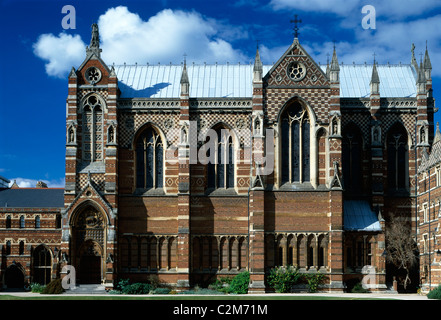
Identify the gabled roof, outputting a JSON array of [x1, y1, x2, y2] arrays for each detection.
[[114, 63, 417, 99], [0, 188, 64, 208], [329, 64, 417, 98], [114, 63, 272, 98]]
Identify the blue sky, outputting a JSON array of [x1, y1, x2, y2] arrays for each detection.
[[1, 0, 441, 187]]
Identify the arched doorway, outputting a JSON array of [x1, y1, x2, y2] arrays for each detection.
[[33, 245, 52, 285], [5, 264, 24, 289], [78, 240, 102, 284], [72, 204, 106, 284]]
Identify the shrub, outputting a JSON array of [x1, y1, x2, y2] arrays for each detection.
[[116, 278, 130, 292], [30, 282, 46, 293], [122, 283, 152, 295], [209, 277, 233, 293], [428, 285, 441, 299], [30, 283, 46, 293], [151, 287, 171, 295], [267, 266, 302, 293], [303, 273, 326, 293], [107, 289, 122, 294], [227, 271, 250, 294], [41, 279, 64, 294], [351, 282, 370, 293]]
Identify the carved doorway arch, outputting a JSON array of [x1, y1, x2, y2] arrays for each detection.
[[72, 205, 106, 284]]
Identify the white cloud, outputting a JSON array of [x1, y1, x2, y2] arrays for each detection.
[[33, 33, 85, 78], [259, 44, 288, 64], [99, 7, 247, 65], [33, 7, 248, 78]]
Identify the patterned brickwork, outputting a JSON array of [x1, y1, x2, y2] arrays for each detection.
[[118, 111, 180, 148], [341, 109, 417, 146], [265, 88, 330, 124]]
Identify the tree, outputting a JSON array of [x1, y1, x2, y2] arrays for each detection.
[[385, 216, 418, 290]]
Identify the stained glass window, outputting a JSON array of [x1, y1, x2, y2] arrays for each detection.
[[342, 125, 363, 194], [136, 127, 164, 189], [387, 123, 408, 191], [281, 102, 310, 184], [82, 95, 104, 162], [207, 127, 235, 189]]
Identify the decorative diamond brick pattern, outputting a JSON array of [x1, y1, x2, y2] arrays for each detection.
[[265, 88, 330, 124]]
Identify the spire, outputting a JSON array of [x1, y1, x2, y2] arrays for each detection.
[[253, 46, 263, 81], [370, 60, 380, 95], [329, 45, 340, 82], [417, 58, 426, 94], [424, 42, 432, 81], [434, 122, 441, 145], [424, 42, 432, 70], [330, 45, 339, 71], [180, 56, 189, 96], [86, 23, 102, 58]]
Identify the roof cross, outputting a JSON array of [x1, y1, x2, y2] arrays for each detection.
[[291, 14, 302, 39]]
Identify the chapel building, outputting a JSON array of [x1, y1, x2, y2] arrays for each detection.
[[0, 23, 438, 293]]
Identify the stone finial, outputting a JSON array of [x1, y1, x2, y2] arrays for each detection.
[[180, 57, 190, 96], [253, 47, 263, 81], [329, 45, 340, 82], [424, 42, 432, 81], [370, 61, 380, 95], [417, 59, 426, 95], [86, 23, 102, 58]]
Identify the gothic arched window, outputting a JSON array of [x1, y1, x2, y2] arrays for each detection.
[[19, 241, 24, 255], [35, 216, 40, 229], [5, 241, 11, 255], [82, 95, 104, 162], [136, 127, 164, 189], [207, 127, 234, 189], [19, 215, 25, 229], [281, 101, 310, 184], [6, 215, 11, 229], [387, 123, 408, 191], [342, 125, 363, 194]]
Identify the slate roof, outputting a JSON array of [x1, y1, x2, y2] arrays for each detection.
[[114, 63, 417, 99], [0, 188, 64, 208], [344, 200, 382, 232]]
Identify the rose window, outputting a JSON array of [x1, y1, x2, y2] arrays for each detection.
[[85, 67, 102, 85], [287, 62, 306, 81]]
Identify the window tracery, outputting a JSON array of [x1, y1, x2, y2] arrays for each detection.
[[281, 102, 310, 184]]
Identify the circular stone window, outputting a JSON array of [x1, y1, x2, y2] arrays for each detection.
[[287, 61, 307, 81], [85, 67, 102, 85]]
